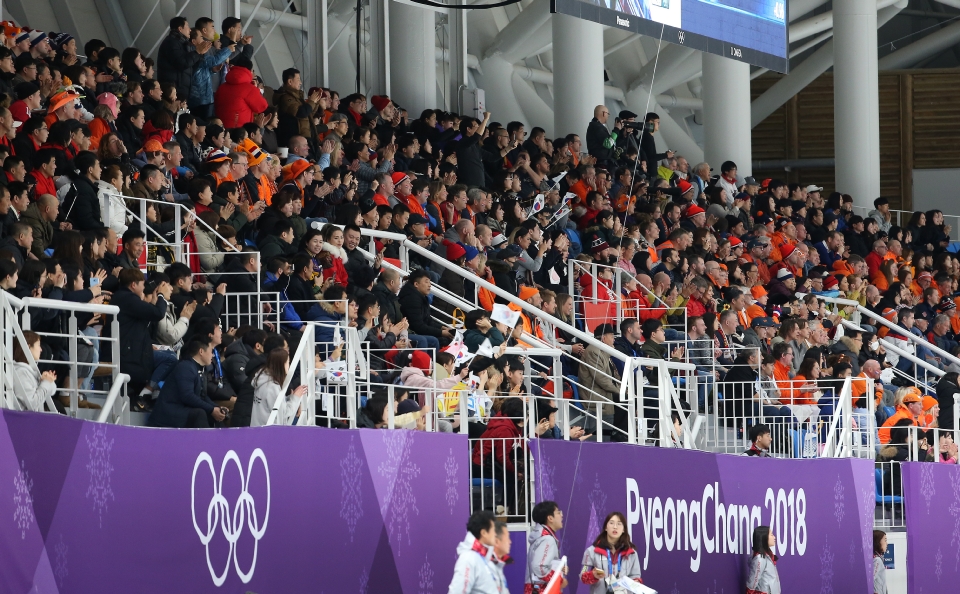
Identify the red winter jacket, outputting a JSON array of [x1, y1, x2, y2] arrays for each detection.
[[471, 413, 524, 472], [214, 67, 268, 128]]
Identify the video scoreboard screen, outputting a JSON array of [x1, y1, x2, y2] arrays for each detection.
[[552, 0, 789, 73]]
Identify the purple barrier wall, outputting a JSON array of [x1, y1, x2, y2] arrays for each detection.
[[530, 440, 876, 594], [0, 410, 469, 593], [903, 462, 960, 594]]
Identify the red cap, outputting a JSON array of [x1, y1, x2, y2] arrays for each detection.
[[685, 205, 705, 217], [678, 179, 692, 193], [409, 351, 432, 371], [780, 244, 796, 259], [391, 171, 409, 186], [729, 236, 743, 248]]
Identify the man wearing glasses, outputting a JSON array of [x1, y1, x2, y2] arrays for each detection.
[[586, 104, 623, 167]]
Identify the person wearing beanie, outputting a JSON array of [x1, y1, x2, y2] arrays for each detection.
[[13, 30, 31, 56], [27, 31, 51, 60], [9, 81, 39, 124], [213, 54, 267, 128]]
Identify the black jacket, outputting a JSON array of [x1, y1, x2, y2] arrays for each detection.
[[455, 132, 486, 187], [373, 281, 404, 324], [157, 30, 203, 100], [398, 281, 442, 338], [223, 340, 259, 395], [63, 176, 104, 231], [639, 130, 668, 178], [231, 351, 267, 428], [108, 289, 167, 387], [488, 260, 517, 305], [148, 359, 213, 428], [586, 118, 616, 163]]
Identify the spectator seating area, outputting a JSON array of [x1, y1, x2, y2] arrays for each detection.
[[0, 14, 957, 532]]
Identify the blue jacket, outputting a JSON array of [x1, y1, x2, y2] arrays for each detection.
[[189, 46, 232, 107], [148, 359, 215, 428]]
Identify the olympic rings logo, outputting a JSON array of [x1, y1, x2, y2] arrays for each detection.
[[191, 449, 270, 587]]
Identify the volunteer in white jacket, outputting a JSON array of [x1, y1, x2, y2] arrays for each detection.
[[250, 347, 307, 426], [746, 526, 781, 594], [873, 530, 888, 594], [97, 167, 128, 236], [12, 331, 57, 412], [448, 510, 504, 594], [526, 501, 567, 593], [579, 512, 643, 593]]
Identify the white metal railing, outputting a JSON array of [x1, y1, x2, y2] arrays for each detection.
[[810, 293, 960, 370], [96, 373, 131, 424], [14, 294, 122, 417]]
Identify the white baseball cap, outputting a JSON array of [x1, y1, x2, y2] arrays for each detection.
[[804, 184, 823, 193]]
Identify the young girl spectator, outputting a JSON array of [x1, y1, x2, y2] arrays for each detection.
[[320, 223, 349, 286]]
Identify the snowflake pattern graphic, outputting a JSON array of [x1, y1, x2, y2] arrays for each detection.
[[670, 583, 680, 594], [860, 485, 874, 553], [920, 463, 936, 514], [819, 537, 835, 594], [584, 475, 608, 557], [54, 534, 68, 588], [377, 431, 421, 551], [833, 477, 845, 525], [85, 424, 115, 527], [536, 450, 556, 503], [948, 468, 960, 569], [936, 547, 943, 582], [359, 568, 369, 594], [444, 448, 458, 514], [849, 541, 856, 566], [340, 436, 364, 542], [13, 459, 34, 539], [419, 554, 435, 594]]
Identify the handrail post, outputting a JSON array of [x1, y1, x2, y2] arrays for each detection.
[[68, 314, 78, 417], [304, 329, 316, 426], [174, 206, 183, 263]]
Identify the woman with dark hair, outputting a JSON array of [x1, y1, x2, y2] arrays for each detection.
[[63, 152, 103, 230], [120, 47, 146, 82], [873, 530, 888, 594], [579, 511, 643, 592], [922, 209, 950, 253], [116, 105, 144, 155], [250, 347, 307, 426], [746, 525, 780, 594], [143, 108, 174, 145]]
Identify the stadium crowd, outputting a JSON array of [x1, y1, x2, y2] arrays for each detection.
[[0, 14, 955, 473]]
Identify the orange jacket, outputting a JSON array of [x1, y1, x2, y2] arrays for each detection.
[[88, 117, 111, 151], [879, 404, 918, 444]]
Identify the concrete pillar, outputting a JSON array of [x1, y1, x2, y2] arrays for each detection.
[[834, 0, 880, 207], [389, 3, 436, 116], [702, 53, 753, 178], [551, 13, 605, 141]]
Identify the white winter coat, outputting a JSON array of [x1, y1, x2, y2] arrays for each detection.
[[12, 362, 57, 412], [97, 180, 128, 236], [745, 553, 781, 594], [250, 371, 300, 427], [447, 532, 505, 594]]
